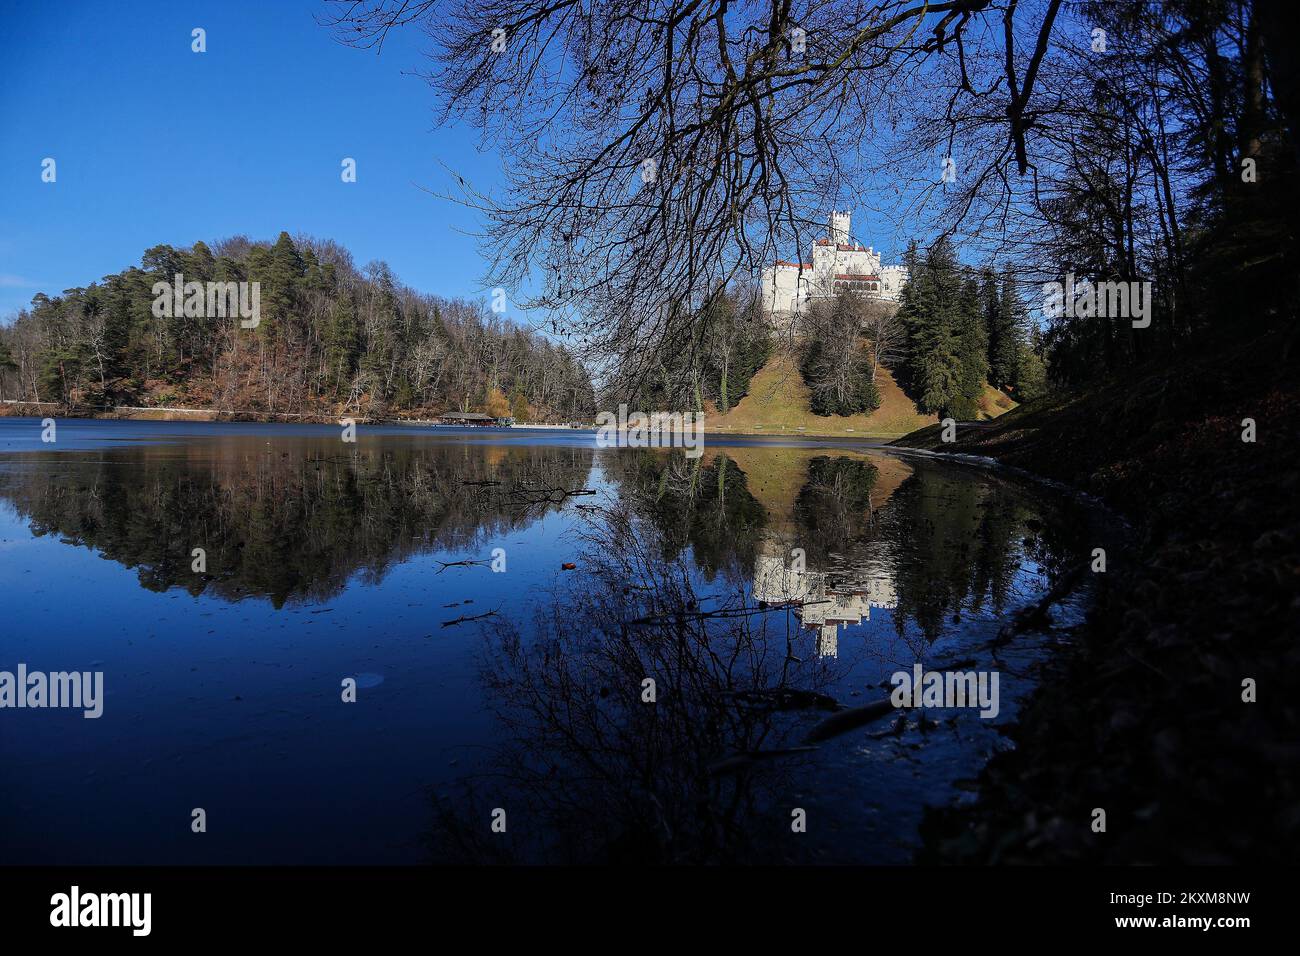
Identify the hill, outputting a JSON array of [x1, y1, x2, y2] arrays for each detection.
[[0, 233, 596, 424], [704, 347, 1015, 438]]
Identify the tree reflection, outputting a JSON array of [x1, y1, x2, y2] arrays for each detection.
[[0, 440, 593, 606], [427, 493, 841, 864]]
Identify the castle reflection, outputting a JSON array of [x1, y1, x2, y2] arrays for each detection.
[[753, 546, 897, 657]]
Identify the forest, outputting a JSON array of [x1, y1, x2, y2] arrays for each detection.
[[0, 232, 596, 423]]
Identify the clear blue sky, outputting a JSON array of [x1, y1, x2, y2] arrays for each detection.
[[0, 0, 506, 320]]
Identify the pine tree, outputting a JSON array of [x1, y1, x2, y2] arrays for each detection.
[[1016, 326, 1050, 402], [324, 297, 361, 393], [951, 277, 989, 419], [898, 237, 965, 416], [254, 232, 306, 336], [987, 268, 1024, 390]]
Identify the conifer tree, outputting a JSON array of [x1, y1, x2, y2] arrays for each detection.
[[987, 268, 1024, 391]]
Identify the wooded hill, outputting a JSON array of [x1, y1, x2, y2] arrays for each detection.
[[0, 232, 596, 423], [630, 245, 1036, 437]]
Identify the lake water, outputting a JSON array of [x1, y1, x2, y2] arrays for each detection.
[[0, 419, 1108, 864]]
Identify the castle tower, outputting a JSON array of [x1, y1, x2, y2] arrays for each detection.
[[829, 211, 850, 246]]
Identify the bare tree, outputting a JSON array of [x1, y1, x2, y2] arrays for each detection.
[[322, 0, 1070, 396]]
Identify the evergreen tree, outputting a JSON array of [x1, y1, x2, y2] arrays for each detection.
[[1016, 327, 1050, 403], [324, 297, 361, 392], [898, 237, 964, 416], [987, 268, 1024, 391], [952, 277, 989, 419]]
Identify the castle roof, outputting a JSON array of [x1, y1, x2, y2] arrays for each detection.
[[813, 238, 869, 251]]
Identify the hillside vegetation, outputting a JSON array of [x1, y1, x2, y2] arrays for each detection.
[[0, 233, 595, 423], [705, 347, 1014, 438]]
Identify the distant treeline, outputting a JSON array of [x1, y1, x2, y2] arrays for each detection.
[[0, 232, 596, 422]]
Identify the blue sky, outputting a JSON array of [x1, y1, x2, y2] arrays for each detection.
[[0, 0, 506, 319]]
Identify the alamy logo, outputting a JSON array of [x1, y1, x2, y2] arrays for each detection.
[[1043, 272, 1151, 328], [0, 663, 104, 718], [890, 664, 1000, 719], [151, 273, 261, 328], [595, 403, 705, 458], [50, 886, 151, 936]]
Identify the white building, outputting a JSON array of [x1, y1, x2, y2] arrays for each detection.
[[760, 211, 909, 328]]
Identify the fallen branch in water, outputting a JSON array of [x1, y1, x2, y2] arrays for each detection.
[[508, 486, 598, 505], [435, 558, 490, 573], [441, 609, 499, 628], [801, 697, 896, 745]]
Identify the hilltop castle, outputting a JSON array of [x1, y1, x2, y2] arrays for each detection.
[[760, 211, 908, 328]]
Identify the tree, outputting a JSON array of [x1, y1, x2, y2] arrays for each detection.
[[860, 299, 904, 383], [800, 292, 880, 417], [510, 387, 529, 422], [897, 238, 962, 416], [701, 285, 771, 413], [952, 277, 989, 420], [986, 269, 1024, 392], [1016, 328, 1050, 404], [484, 386, 511, 418]]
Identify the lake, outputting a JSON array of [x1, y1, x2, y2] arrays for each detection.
[[0, 419, 1110, 864]]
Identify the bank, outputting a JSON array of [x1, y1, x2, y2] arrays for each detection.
[[893, 327, 1299, 864]]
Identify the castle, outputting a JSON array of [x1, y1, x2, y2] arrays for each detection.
[[759, 211, 909, 327]]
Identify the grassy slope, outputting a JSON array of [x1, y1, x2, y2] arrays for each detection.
[[704, 348, 1013, 438], [896, 327, 1300, 863]]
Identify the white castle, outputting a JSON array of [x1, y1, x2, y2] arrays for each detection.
[[760, 211, 909, 326]]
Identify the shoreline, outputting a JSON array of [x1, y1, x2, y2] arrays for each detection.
[[0, 402, 917, 441], [897, 329, 1298, 864]]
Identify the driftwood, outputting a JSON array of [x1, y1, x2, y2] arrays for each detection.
[[507, 485, 598, 505], [801, 697, 897, 745], [441, 609, 499, 628], [435, 558, 490, 573]]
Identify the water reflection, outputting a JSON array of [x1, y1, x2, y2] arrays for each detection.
[[422, 448, 1095, 863], [0, 434, 1099, 863], [0, 440, 592, 606]]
